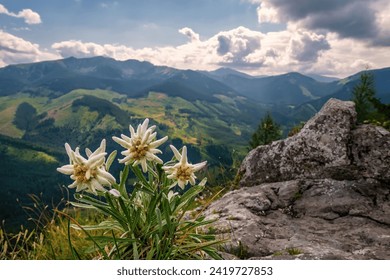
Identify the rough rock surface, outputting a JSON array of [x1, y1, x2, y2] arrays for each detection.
[[206, 99, 390, 259], [238, 98, 390, 187]]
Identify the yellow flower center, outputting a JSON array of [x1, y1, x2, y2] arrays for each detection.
[[176, 165, 192, 181], [130, 138, 149, 160], [74, 164, 96, 183]]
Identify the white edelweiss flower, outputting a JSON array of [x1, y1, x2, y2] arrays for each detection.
[[112, 118, 168, 172], [57, 139, 116, 195], [162, 145, 207, 189]]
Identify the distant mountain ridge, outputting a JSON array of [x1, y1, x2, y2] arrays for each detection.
[[1, 56, 389, 107]]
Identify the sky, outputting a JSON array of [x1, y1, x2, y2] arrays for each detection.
[[1, 0, 390, 78]]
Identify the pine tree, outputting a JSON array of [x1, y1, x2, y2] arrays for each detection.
[[352, 71, 390, 129], [249, 113, 282, 149], [352, 71, 376, 123]]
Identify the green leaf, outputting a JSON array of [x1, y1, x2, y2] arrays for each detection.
[[106, 150, 117, 171], [67, 219, 81, 260], [131, 165, 154, 191], [132, 233, 139, 260], [69, 201, 95, 209], [118, 165, 130, 199], [174, 185, 203, 215]]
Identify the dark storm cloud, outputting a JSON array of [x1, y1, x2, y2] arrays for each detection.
[[269, 0, 379, 40]]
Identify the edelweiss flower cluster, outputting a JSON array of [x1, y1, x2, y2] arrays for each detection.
[[58, 119, 207, 194], [57, 139, 116, 195]]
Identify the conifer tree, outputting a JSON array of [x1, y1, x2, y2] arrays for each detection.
[[249, 112, 282, 149], [352, 71, 376, 123], [352, 71, 390, 128]]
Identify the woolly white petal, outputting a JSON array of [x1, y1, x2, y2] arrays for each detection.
[[147, 125, 156, 133], [178, 180, 186, 189], [87, 152, 107, 167], [57, 165, 74, 175], [192, 161, 207, 172], [85, 169, 91, 180], [112, 136, 131, 148], [141, 130, 151, 145], [76, 183, 88, 192], [148, 132, 157, 142], [91, 179, 105, 193], [141, 160, 148, 173], [150, 136, 168, 148], [88, 139, 106, 158], [121, 134, 132, 143], [189, 176, 196, 185], [96, 169, 116, 184], [141, 118, 149, 134], [65, 143, 75, 163], [145, 152, 163, 164], [180, 146, 188, 165], [74, 153, 87, 165], [85, 148, 92, 157], [149, 148, 162, 154], [68, 181, 78, 189], [169, 145, 182, 161], [118, 155, 132, 164], [96, 175, 111, 186], [100, 139, 106, 152], [129, 125, 136, 138]]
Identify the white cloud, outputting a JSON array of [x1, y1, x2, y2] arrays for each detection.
[[51, 26, 265, 70], [213, 26, 264, 67], [99, 2, 118, 9], [257, 2, 279, 24], [52, 40, 107, 58], [0, 4, 41, 25], [179, 27, 200, 43], [49, 23, 390, 78], [0, 30, 58, 67], [287, 29, 330, 62]]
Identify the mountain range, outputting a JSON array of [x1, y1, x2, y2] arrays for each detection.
[[0, 56, 389, 230], [2, 56, 390, 103]]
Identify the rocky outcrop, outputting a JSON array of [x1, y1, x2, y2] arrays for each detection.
[[206, 99, 390, 259], [238, 99, 390, 187]]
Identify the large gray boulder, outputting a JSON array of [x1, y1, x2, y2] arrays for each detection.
[[238, 98, 390, 187], [206, 99, 390, 259]]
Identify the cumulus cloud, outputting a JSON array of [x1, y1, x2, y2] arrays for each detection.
[[178, 27, 200, 42], [288, 29, 330, 62], [0, 30, 58, 67], [0, 4, 41, 25], [52, 40, 107, 58], [213, 27, 263, 67], [48, 23, 390, 78], [257, 2, 279, 24], [50, 26, 266, 70]]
